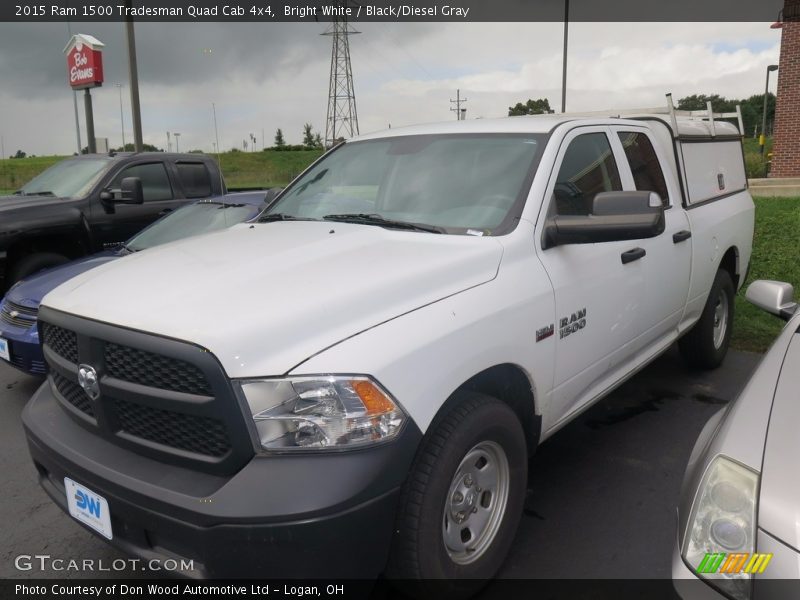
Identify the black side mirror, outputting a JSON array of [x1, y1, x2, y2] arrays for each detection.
[[120, 177, 144, 205], [543, 191, 665, 249]]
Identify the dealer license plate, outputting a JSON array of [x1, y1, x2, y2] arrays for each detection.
[[65, 477, 113, 540]]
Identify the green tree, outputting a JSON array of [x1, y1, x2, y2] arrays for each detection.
[[11, 149, 26, 159], [313, 132, 323, 148], [676, 94, 737, 112], [302, 123, 315, 146], [508, 98, 553, 116], [274, 128, 286, 149]]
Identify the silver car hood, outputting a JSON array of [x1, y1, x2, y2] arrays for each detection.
[[758, 328, 800, 552]]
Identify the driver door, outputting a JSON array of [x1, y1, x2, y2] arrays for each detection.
[[535, 127, 647, 429]]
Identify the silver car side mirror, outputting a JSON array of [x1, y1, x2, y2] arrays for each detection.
[[745, 280, 798, 321]]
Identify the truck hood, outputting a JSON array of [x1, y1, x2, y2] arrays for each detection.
[[42, 221, 504, 377], [757, 328, 800, 552], [0, 194, 68, 211]]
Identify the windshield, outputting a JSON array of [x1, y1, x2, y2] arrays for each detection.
[[19, 158, 113, 198], [126, 201, 260, 252], [266, 133, 545, 234]]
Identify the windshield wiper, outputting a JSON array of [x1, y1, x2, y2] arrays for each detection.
[[12, 190, 24, 195], [258, 213, 317, 223], [323, 213, 444, 234], [25, 190, 56, 197]]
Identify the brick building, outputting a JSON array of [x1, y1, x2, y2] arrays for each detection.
[[771, 0, 800, 177]]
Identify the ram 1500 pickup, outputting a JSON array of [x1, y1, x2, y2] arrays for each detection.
[[22, 110, 754, 592], [0, 152, 226, 291]]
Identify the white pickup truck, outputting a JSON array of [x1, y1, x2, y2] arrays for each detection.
[[23, 104, 754, 591]]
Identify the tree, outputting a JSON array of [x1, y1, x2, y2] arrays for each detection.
[[11, 149, 26, 159], [274, 128, 286, 149], [302, 123, 315, 146], [113, 143, 163, 152], [676, 94, 736, 112], [677, 93, 776, 138], [313, 133, 323, 148], [508, 98, 553, 116]]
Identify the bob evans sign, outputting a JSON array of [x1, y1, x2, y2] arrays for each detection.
[[64, 34, 104, 89]]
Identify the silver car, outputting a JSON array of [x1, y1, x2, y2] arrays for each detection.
[[673, 280, 800, 600]]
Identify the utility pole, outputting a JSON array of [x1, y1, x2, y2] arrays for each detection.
[[561, 0, 569, 113], [116, 83, 125, 150], [125, 0, 143, 152], [323, 3, 360, 147], [450, 89, 467, 120]]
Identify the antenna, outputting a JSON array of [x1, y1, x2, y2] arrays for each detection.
[[450, 89, 467, 120], [322, 2, 360, 148]]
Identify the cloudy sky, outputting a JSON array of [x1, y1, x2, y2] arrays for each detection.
[[0, 21, 781, 156]]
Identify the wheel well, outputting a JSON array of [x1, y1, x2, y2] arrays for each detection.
[[455, 364, 540, 455], [719, 247, 739, 289], [8, 236, 86, 268]]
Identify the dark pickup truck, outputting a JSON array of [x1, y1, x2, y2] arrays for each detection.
[[0, 152, 226, 291]]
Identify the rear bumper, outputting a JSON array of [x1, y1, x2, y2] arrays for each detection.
[[23, 381, 422, 578]]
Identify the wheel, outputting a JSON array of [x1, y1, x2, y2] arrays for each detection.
[[679, 269, 735, 370], [387, 391, 527, 598], [8, 252, 70, 286]]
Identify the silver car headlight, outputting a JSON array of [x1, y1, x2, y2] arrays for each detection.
[[681, 455, 761, 600], [237, 376, 406, 451]]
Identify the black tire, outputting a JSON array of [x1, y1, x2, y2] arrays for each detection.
[[8, 252, 70, 286], [386, 391, 527, 598], [678, 269, 735, 370]]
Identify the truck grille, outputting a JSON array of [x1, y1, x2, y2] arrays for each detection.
[[115, 398, 230, 457], [1, 300, 38, 329], [52, 371, 95, 418], [105, 343, 212, 396], [41, 323, 79, 364], [39, 307, 253, 474]]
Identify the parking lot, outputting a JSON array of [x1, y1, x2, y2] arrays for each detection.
[[0, 345, 761, 582]]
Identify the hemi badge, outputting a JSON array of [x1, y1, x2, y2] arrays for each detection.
[[536, 324, 554, 342]]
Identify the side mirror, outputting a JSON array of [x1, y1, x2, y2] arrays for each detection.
[[745, 280, 798, 321], [543, 191, 665, 249], [120, 177, 144, 204]]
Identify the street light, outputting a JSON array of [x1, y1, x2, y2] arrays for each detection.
[[115, 83, 125, 150], [561, 0, 569, 113], [761, 65, 778, 157], [173, 132, 181, 153]]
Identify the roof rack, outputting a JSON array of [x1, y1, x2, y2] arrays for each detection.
[[558, 93, 744, 138]]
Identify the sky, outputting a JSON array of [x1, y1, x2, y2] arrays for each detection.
[[0, 21, 782, 157]]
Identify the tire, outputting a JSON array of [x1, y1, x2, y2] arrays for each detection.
[[387, 391, 527, 598], [679, 269, 735, 370], [8, 252, 70, 286]]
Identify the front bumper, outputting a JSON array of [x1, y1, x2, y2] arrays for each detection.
[[0, 323, 44, 375], [23, 380, 422, 578]]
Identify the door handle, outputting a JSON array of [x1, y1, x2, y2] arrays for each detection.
[[621, 247, 646, 264], [158, 208, 173, 216], [672, 230, 692, 244]]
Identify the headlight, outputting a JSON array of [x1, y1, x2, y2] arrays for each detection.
[[682, 455, 760, 600], [238, 376, 406, 451]]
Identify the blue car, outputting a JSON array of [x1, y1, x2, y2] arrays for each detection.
[[0, 191, 269, 375]]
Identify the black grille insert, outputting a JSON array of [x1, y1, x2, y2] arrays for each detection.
[[42, 323, 79, 364], [52, 371, 95, 417], [114, 398, 230, 457], [105, 343, 212, 396]]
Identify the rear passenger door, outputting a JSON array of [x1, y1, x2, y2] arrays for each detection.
[[610, 126, 692, 350], [92, 162, 186, 248]]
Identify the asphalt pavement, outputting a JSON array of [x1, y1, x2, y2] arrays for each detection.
[[0, 346, 761, 581]]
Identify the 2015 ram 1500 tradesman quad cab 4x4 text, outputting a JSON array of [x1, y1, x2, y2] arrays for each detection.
[[22, 111, 754, 592]]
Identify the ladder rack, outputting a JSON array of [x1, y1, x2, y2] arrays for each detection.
[[558, 93, 744, 138]]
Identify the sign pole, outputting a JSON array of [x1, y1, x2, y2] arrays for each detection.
[[84, 89, 96, 154]]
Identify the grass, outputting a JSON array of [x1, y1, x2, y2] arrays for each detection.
[[0, 149, 323, 194], [731, 196, 800, 353]]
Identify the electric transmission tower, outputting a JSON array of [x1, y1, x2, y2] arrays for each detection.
[[323, 5, 360, 147]]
